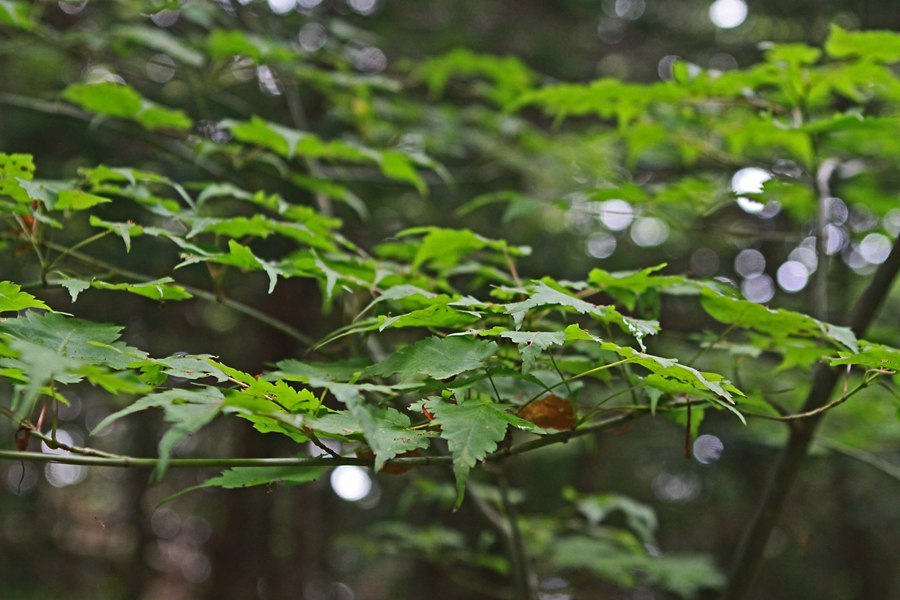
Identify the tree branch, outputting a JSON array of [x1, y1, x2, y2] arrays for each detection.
[[0, 412, 639, 470], [723, 233, 900, 599]]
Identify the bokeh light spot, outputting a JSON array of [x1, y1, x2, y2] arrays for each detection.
[[709, 0, 748, 29], [330, 466, 372, 501], [776, 260, 809, 292], [598, 199, 634, 231], [741, 274, 775, 303], [732, 167, 771, 214], [691, 248, 720, 276], [268, 0, 297, 14], [299, 23, 327, 52], [693, 434, 724, 464], [734, 248, 765, 278], [146, 54, 176, 84], [859, 233, 891, 264], [586, 232, 617, 259], [630, 217, 669, 247]]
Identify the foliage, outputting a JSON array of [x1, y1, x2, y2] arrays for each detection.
[[0, 3, 898, 599]]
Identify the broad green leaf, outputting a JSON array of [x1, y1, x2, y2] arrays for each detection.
[[378, 304, 481, 331], [135, 104, 192, 131], [0, 1, 34, 31], [826, 24, 900, 64], [232, 378, 320, 414], [400, 226, 527, 271], [212, 240, 286, 293], [56, 275, 92, 302], [369, 336, 497, 380], [0, 152, 35, 180], [379, 151, 426, 195], [700, 292, 858, 352], [503, 280, 600, 328], [62, 83, 191, 131], [502, 281, 659, 347], [88, 216, 144, 252], [194, 466, 326, 489], [499, 330, 566, 372], [565, 489, 658, 546], [415, 48, 534, 105], [830, 341, 900, 371], [207, 29, 295, 64], [92, 387, 225, 478], [347, 402, 432, 471], [56, 189, 112, 210], [4, 338, 82, 415], [91, 278, 192, 301], [272, 358, 371, 382], [0, 311, 147, 370], [601, 341, 743, 411], [424, 396, 510, 508], [763, 43, 822, 66], [552, 536, 724, 596], [63, 82, 142, 119], [0, 281, 50, 312]]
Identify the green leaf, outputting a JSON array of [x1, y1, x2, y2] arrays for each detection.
[[56, 189, 112, 210], [499, 330, 566, 372], [400, 227, 526, 271], [163, 466, 328, 504], [379, 151, 426, 194], [552, 536, 724, 595], [0, 152, 35, 180], [0, 281, 50, 312], [369, 336, 498, 380], [424, 396, 510, 508], [56, 275, 92, 302], [88, 216, 143, 252], [62, 83, 191, 131], [378, 303, 481, 331], [196, 466, 326, 489], [63, 82, 143, 120], [700, 292, 858, 352], [0, 1, 35, 31], [415, 48, 534, 105], [503, 280, 600, 328], [349, 403, 432, 471], [0, 311, 147, 370], [91, 278, 193, 301], [135, 104, 192, 131], [830, 341, 900, 371], [92, 387, 225, 478], [826, 24, 900, 64], [566, 489, 658, 545], [272, 358, 371, 382]]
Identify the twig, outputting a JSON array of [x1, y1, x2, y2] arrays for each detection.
[[724, 233, 900, 600], [40, 241, 317, 347]]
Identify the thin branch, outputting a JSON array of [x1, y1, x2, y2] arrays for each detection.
[[814, 437, 900, 482], [0, 92, 225, 177], [40, 241, 317, 347], [724, 232, 900, 600], [497, 471, 535, 599], [0, 412, 640, 470], [520, 359, 631, 410]]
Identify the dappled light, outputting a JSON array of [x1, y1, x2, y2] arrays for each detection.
[[0, 2, 898, 599]]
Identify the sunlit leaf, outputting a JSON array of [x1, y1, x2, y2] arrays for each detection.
[[0, 281, 50, 312]]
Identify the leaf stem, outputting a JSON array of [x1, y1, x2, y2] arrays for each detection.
[[40, 240, 317, 346], [521, 358, 630, 409]]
